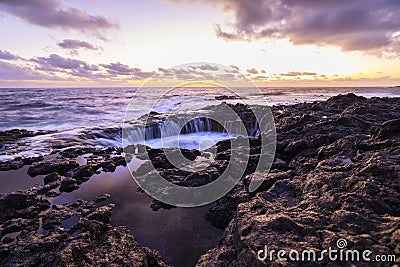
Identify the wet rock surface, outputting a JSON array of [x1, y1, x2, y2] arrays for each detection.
[[0, 190, 170, 267], [196, 94, 400, 266], [0, 129, 55, 148], [1, 143, 169, 265]]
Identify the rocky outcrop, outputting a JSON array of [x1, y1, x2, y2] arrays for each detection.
[[0, 129, 55, 148], [0, 190, 170, 267], [197, 94, 400, 266]]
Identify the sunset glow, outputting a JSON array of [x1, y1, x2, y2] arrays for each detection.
[[0, 0, 399, 87]]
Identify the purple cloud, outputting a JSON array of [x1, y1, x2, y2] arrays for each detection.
[[172, 0, 400, 55], [0, 0, 117, 38], [0, 61, 54, 80], [156, 65, 247, 82], [100, 62, 155, 79], [0, 50, 19, 60], [58, 39, 100, 55], [32, 54, 99, 72]]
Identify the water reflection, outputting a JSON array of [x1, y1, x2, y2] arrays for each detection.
[[53, 164, 223, 267]]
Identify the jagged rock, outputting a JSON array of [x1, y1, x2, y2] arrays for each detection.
[[0, 190, 50, 223], [197, 94, 400, 266], [94, 194, 111, 203], [284, 139, 313, 156], [376, 118, 400, 139], [0, 196, 170, 267], [59, 178, 79, 193], [28, 160, 79, 177], [150, 200, 176, 211], [87, 204, 114, 223], [43, 172, 61, 184]]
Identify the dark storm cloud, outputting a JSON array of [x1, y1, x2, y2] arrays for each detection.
[[170, 0, 400, 54], [0, 50, 20, 60], [58, 39, 100, 55], [0, 0, 117, 38]]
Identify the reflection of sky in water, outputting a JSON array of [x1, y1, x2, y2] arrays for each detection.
[[0, 165, 43, 193], [52, 164, 223, 267]]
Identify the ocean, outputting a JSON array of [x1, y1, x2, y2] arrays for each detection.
[[1, 86, 399, 161]]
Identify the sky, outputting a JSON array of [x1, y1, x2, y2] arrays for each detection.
[[0, 0, 399, 87]]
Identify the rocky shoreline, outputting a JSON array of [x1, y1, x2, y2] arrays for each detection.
[[0, 94, 399, 266], [198, 94, 400, 266]]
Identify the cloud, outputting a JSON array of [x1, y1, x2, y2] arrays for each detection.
[[174, 0, 400, 55], [0, 0, 117, 38], [32, 54, 99, 72], [156, 65, 240, 82], [280, 71, 317, 77], [0, 60, 54, 80], [192, 64, 219, 71], [332, 75, 400, 83], [100, 62, 155, 79], [0, 50, 20, 60], [58, 39, 101, 55], [3, 49, 398, 86], [247, 68, 258, 74], [157, 67, 203, 81]]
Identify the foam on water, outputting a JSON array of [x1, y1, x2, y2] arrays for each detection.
[[1, 87, 399, 161], [1, 87, 399, 132], [143, 132, 238, 150]]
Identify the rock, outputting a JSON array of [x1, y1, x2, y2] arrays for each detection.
[[197, 94, 400, 266], [37, 181, 60, 195], [1, 219, 25, 236], [181, 149, 201, 161], [0, 194, 171, 267], [310, 134, 330, 147], [150, 200, 176, 211], [284, 139, 313, 157], [28, 160, 79, 177], [87, 205, 114, 223], [376, 118, 400, 139], [215, 95, 241, 100], [59, 178, 79, 193], [94, 194, 111, 203], [2, 236, 14, 244], [43, 172, 61, 184], [45, 191, 61, 198], [184, 167, 220, 187], [0, 190, 50, 223]]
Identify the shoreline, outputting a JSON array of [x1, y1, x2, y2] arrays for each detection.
[[0, 93, 399, 266]]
